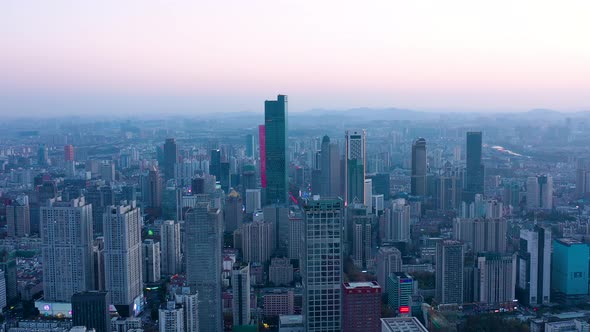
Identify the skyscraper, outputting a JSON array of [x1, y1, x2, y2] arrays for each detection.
[[6, 194, 30, 237], [85, 185, 115, 236], [41, 197, 94, 302], [342, 281, 381, 332], [352, 215, 373, 271], [142, 239, 161, 283], [219, 161, 230, 192], [302, 198, 343, 332], [224, 190, 243, 233], [245, 133, 255, 158], [64, 144, 75, 161], [320, 135, 341, 198], [240, 220, 274, 264], [0, 273, 5, 309], [268, 257, 294, 286], [376, 246, 403, 293], [162, 186, 182, 222], [526, 176, 540, 209], [159, 301, 184, 332], [185, 201, 223, 332], [175, 288, 199, 332], [209, 149, 221, 180], [345, 129, 366, 204], [320, 135, 331, 197], [103, 202, 143, 317], [435, 240, 464, 305], [264, 95, 288, 205], [92, 238, 105, 291], [464, 132, 483, 203], [232, 263, 251, 327], [160, 220, 181, 276], [263, 205, 290, 256], [474, 253, 516, 305], [539, 175, 553, 209], [366, 173, 391, 201], [288, 216, 303, 261], [387, 272, 414, 315], [527, 175, 553, 210], [518, 226, 551, 306], [72, 291, 110, 332], [38, 144, 49, 166], [576, 158, 590, 198], [552, 238, 590, 304], [435, 170, 462, 211], [241, 164, 257, 196], [245, 189, 262, 213], [145, 167, 163, 212], [364, 179, 373, 212], [0, 249, 17, 302], [163, 138, 179, 181], [100, 162, 115, 184], [411, 138, 427, 196], [452, 217, 507, 253], [384, 199, 411, 243], [259, 125, 267, 189]]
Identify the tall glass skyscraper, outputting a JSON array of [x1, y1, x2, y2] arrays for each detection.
[[185, 200, 223, 332], [209, 149, 221, 180], [264, 95, 288, 205], [552, 238, 589, 304], [302, 198, 343, 332], [163, 138, 179, 181], [259, 125, 267, 189], [464, 131, 483, 203], [411, 138, 427, 196], [345, 129, 366, 204]]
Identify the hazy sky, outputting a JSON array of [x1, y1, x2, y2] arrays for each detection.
[[1, 0, 589, 115]]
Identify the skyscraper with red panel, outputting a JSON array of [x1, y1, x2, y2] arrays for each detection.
[[342, 281, 381, 332], [259, 124, 266, 189], [64, 144, 74, 161]]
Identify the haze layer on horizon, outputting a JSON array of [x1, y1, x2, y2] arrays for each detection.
[[1, 0, 589, 115]]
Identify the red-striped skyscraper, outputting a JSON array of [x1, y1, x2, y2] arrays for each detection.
[[64, 144, 74, 161]]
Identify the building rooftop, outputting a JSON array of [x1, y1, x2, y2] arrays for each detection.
[[279, 315, 303, 326], [381, 317, 428, 332], [556, 238, 584, 246], [343, 281, 381, 290]]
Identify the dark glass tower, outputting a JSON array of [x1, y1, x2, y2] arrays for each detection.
[[72, 291, 110, 332], [411, 138, 427, 196], [464, 131, 484, 203], [347, 159, 364, 203], [209, 149, 221, 180], [264, 95, 288, 205], [220, 162, 230, 192], [163, 138, 179, 181]]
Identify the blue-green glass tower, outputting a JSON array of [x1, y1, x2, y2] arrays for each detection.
[[551, 238, 589, 304], [264, 95, 288, 205]]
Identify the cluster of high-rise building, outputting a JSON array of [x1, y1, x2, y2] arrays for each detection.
[[3, 94, 590, 332]]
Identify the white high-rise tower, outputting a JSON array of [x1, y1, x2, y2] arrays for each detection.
[[103, 201, 143, 317]]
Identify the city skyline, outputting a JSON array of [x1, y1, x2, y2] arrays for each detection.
[[2, 1, 590, 115], [2, 2, 590, 331]]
